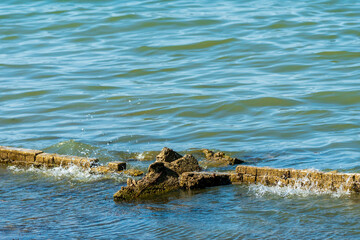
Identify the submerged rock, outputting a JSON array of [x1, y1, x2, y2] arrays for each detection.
[[202, 149, 244, 165], [90, 161, 127, 174], [179, 172, 232, 189], [114, 147, 201, 201], [156, 147, 183, 163], [123, 169, 144, 177]]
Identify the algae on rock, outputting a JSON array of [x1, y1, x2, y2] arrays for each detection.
[[113, 147, 201, 201], [202, 149, 244, 166]]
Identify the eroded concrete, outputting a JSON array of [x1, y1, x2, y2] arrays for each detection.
[[202, 149, 244, 165], [0, 145, 133, 175], [113, 147, 202, 201], [2, 145, 360, 200], [234, 165, 360, 192]]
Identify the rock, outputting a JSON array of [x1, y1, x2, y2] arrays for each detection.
[[0, 146, 43, 164], [90, 166, 112, 174], [234, 165, 360, 192], [123, 169, 144, 177], [90, 162, 126, 174], [35, 153, 56, 167], [164, 154, 202, 174], [114, 161, 180, 201], [114, 147, 201, 201], [38, 153, 98, 168], [179, 172, 232, 189], [202, 149, 244, 165], [156, 147, 182, 163], [108, 161, 126, 171]]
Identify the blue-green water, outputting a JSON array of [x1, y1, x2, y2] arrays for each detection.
[[1, 0, 360, 238]]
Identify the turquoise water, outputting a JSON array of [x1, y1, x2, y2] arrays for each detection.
[[1, 0, 360, 238]]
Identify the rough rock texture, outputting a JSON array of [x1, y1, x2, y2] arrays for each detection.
[[123, 169, 144, 177], [164, 154, 202, 174], [90, 162, 127, 174], [0, 146, 43, 165], [202, 149, 244, 165], [235, 165, 360, 192], [113, 161, 180, 201], [0, 146, 100, 169], [156, 147, 182, 163], [114, 147, 201, 201], [108, 162, 126, 171], [90, 166, 112, 174], [179, 172, 232, 189]]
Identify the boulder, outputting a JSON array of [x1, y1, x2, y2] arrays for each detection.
[[123, 169, 144, 177], [108, 161, 126, 171], [114, 161, 180, 201], [156, 147, 182, 163], [90, 162, 126, 174], [179, 172, 232, 189], [202, 149, 244, 165], [114, 147, 201, 201], [164, 154, 202, 174]]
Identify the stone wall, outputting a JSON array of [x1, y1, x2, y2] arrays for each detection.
[[0, 145, 138, 175], [2, 145, 360, 195], [0, 145, 98, 168], [232, 165, 360, 193]]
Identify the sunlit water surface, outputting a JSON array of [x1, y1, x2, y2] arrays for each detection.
[[1, 0, 360, 238]]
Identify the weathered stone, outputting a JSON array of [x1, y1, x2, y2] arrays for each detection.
[[164, 154, 201, 174], [236, 165, 257, 176], [123, 169, 144, 177], [257, 167, 290, 179], [258, 175, 286, 186], [35, 153, 55, 167], [156, 147, 182, 163], [202, 149, 244, 165], [114, 161, 180, 201], [229, 173, 243, 183], [108, 161, 126, 171], [52, 154, 98, 168], [0, 146, 9, 160], [114, 148, 203, 201], [179, 172, 231, 189], [350, 175, 360, 192], [242, 174, 256, 184], [90, 166, 111, 174], [0, 145, 104, 170], [199, 160, 229, 168], [354, 174, 360, 182], [0, 146, 43, 163]]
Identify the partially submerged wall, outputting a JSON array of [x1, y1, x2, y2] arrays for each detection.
[[0, 145, 98, 168], [2, 145, 360, 196], [232, 165, 360, 193], [0, 145, 137, 175]]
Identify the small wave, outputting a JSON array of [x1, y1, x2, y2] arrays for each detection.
[[248, 180, 351, 198], [303, 90, 360, 105], [7, 165, 126, 183], [137, 38, 237, 52]]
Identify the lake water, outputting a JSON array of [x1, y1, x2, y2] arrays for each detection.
[[1, 0, 360, 239]]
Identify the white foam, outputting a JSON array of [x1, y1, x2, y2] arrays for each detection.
[[136, 152, 145, 160], [248, 178, 351, 198], [8, 165, 127, 183]]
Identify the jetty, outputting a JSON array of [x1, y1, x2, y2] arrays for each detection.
[[0, 145, 132, 175], [1, 146, 359, 201]]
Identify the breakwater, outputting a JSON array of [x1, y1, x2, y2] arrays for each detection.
[[2, 145, 360, 197], [0, 145, 130, 175], [114, 148, 360, 201], [177, 165, 360, 193], [232, 165, 360, 193]]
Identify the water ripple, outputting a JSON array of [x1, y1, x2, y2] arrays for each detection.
[[1, 0, 360, 238]]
